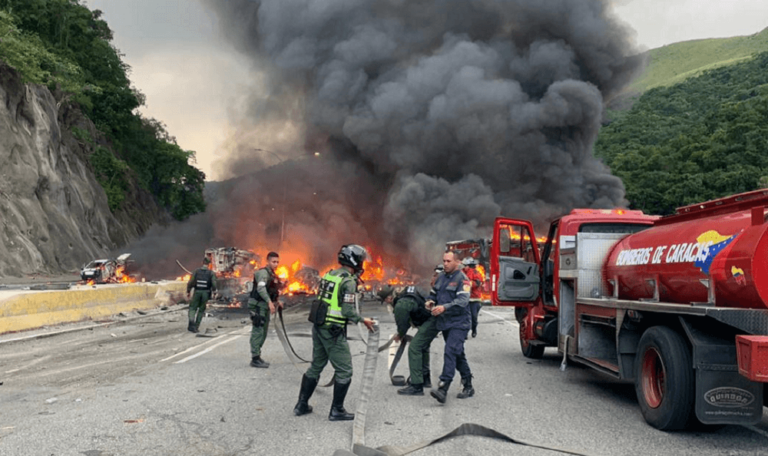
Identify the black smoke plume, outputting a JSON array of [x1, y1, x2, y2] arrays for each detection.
[[127, 0, 644, 277]]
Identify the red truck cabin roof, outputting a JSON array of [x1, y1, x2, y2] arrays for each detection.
[[557, 209, 659, 237]]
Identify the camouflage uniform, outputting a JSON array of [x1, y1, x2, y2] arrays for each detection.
[[305, 268, 363, 383], [186, 267, 217, 332], [249, 267, 280, 366]]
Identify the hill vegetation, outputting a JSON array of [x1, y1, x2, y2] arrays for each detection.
[[596, 52, 768, 215], [630, 27, 768, 92], [0, 0, 205, 220]]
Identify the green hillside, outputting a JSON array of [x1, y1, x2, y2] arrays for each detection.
[[631, 27, 768, 92], [0, 0, 205, 220], [596, 52, 768, 215]]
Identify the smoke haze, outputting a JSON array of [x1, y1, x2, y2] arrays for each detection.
[[127, 0, 644, 276]]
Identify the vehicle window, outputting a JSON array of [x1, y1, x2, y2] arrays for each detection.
[[498, 225, 535, 261], [521, 226, 536, 263], [578, 223, 652, 234]]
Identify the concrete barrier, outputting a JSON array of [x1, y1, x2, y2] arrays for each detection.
[[0, 281, 187, 335]]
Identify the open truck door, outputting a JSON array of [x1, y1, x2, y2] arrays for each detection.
[[490, 218, 541, 306]]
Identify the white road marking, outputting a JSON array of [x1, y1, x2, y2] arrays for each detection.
[[480, 309, 519, 327], [4, 355, 51, 374], [174, 336, 240, 364], [160, 326, 248, 362]]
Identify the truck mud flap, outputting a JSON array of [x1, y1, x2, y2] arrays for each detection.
[[680, 317, 765, 425]]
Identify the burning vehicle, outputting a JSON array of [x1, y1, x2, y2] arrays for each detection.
[[205, 247, 259, 277], [197, 247, 259, 302], [80, 254, 135, 284]]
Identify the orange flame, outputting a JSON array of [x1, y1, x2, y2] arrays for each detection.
[[115, 265, 136, 283]]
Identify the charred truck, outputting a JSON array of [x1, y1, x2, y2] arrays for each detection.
[[490, 190, 768, 430], [204, 248, 259, 302]]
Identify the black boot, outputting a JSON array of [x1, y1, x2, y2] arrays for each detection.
[[423, 372, 432, 389], [430, 381, 451, 404], [293, 374, 318, 416], [457, 376, 475, 399], [472, 329, 477, 338], [192, 324, 200, 333], [397, 383, 424, 395], [250, 356, 270, 368], [187, 322, 195, 332], [329, 381, 355, 421]]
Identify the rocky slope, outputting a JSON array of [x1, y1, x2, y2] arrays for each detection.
[[0, 64, 162, 277]]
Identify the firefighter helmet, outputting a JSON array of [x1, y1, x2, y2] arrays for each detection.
[[462, 257, 478, 266], [376, 285, 395, 302], [434, 264, 444, 274], [338, 244, 367, 272]]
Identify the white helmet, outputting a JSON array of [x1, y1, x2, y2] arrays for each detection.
[[462, 257, 477, 266]]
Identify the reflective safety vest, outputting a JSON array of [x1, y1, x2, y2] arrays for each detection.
[[193, 268, 213, 291], [319, 271, 352, 326]]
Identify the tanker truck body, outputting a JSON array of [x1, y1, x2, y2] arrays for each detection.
[[490, 190, 768, 430]]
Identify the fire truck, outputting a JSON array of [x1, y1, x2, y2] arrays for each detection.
[[490, 190, 768, 430]]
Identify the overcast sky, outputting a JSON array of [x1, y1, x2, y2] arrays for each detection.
[[85, 0, 768, 181]]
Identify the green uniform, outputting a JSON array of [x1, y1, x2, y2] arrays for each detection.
[[187, 267, 217, 329], [249, 267, 279, 357], [393, 289, 437, 386], [305, 268, 363, 384]]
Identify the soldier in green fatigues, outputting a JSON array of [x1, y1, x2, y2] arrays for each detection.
[[186, 257, 217, 333], [293, 244, 376, 421], [249, 251, 283, 368], [377, 284, 437, 396]]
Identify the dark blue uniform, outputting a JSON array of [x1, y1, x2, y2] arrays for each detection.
[[430, 269, 472, 384]]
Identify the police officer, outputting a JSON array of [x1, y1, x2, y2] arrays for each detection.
[[293, 244, 376, 421], [186, 257, 217, 333], [249, 251, 283, 368], [429, 250, 475, 403], [377, 284, 436, 395], [462, 257, 484, 338]]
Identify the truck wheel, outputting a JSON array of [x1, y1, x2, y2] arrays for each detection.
[[634, 326, 694, 430], [520, 315, 545, 359], [514, 306, 526, 323]]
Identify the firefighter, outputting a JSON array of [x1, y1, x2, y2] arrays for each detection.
[[431, 263, 444, 288], [186, 257, 217, 333], [429, 250, 474, 403], [462, 257, 484, 338], [248, 251, 283, 368], [377, 284, 437, 395], [293, 244, 376, 421]]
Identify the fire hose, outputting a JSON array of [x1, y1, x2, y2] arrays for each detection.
[[276, 296, 590, 455], [275, 307, 411, 387]]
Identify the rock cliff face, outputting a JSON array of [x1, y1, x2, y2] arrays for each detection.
[[0, 64, 161, 277]]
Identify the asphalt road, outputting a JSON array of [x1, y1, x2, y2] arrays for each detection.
[[1, 301, 767, 456]]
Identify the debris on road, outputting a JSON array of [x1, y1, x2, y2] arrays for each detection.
[[45, 398, 58, 404]]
